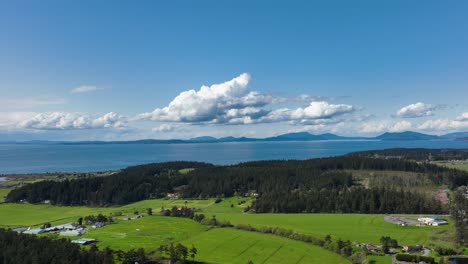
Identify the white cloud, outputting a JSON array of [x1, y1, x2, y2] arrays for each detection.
[[152, 124, 184, 133], [262, 101, 355, 123], [396, 102, 436, 118], [136, 73, 274, 123], [360, 120, 412, 133], [417, 118, 468, 131], [136, 73, 357, 126], [70, 85, 107, 94], [456, 112, 468, 121], [18, 112, 126, 130], [389, 120, 412, 132]]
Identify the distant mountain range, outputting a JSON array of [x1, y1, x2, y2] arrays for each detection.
[[5, 131, 468, 145]]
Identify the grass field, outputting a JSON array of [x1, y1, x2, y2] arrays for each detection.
[[203, 197, 455, 248], [82, 216, 208, 251], [0, 199, 215, 228], [0, 197, 458, 264], [0, 188, 11, 203], [181, 228, 350, 264], [368, 256, 392, 264]]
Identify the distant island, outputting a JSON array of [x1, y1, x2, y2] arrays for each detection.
[[4, 131, 468, 145]]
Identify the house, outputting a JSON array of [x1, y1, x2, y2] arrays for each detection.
[[365, 243, 381, 252], [71, 238, 96, 245], [167, 193, 178, 200], [403, 245, 423, 252], [244, 190, 259, 198]]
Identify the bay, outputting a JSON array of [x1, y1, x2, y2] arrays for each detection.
[[1, 140, 468, 174]]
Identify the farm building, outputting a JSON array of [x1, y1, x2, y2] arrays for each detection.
[[11, 227, 28, 233], [23, 228, 46, 235], [403, 245, 423, 252], [417, 217, 448, 226], [167, 192, 178, 199], [71, 238, 96, 245], [45, 222, 79, 232], [365, 243, 381, 252], [59, 229, 85, 236]]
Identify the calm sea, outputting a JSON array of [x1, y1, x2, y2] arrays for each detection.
[[1, 140, 468, 174]]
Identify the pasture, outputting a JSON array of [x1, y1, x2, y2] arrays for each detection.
[[0, 197, 458, 264], [180, 227, 350, 264], [203, 197, 455, 248], [0, 199, 214, 228], [83, 216, 208, 251]]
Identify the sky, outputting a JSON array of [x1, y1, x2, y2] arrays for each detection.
[[1, 0, 468, 141]]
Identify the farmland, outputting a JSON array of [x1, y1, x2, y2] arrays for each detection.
[[0, 196, 458, 263], [82, 216, 208, 251], [181, 228, 349, 264]]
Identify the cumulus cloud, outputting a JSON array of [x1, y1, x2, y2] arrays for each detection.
[[396, 102, 437, 118], [261, 101, 355, 123], [137, 73, 274, 123], [137, 73, 357, 126], [70, 85, 107, 94], [417, 118, 468, 131], [18, 112, 126, 130]]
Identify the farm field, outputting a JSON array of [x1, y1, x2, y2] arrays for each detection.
[[0, 197, 459, 264], [180, 227, 350, 264], [0, 199, 215, 228], [0, 197, 455, 248], [200, 197, 456, 248], [82, 216, 208, 251]]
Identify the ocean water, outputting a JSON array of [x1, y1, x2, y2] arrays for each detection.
[[1, 140, 468, 174]]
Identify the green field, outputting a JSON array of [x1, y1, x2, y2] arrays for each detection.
[[0, 197, 459, 263], [368, 256, 392, 264], [203, 197, 454, 248], [83, 216, 208, 251], [181, 228, 349, 264], [0, 199, 215, 228], [0, 188, 11, 203]]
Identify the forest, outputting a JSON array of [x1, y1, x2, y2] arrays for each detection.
[[6, 156, 468, 214], [348, 148, 468, 161], [0, 228, 115, 264]]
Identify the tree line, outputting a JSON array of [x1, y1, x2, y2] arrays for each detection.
[[0, 228, 114, 264], [348, 148, 468, 161], [6, 161, 211, 206], [6, 156, 468, 214], [451, 186, 468, 245]]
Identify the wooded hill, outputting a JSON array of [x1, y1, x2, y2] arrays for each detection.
[[6, 155, 468, 214]]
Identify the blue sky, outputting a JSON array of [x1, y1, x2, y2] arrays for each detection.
[[1, 0, 468, 141]]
